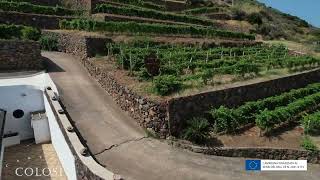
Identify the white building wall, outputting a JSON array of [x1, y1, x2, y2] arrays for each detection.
[[44, 95, 77, 180]]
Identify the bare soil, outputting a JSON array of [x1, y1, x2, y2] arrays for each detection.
[[216, 126, 305, 149]]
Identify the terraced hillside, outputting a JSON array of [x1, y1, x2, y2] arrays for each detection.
[[1, 1, 320, 178]]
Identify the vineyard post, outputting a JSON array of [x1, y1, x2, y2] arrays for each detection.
[[129, 51, 133, 75], [206, 51, 209, 63], [169, 52, 172, 66], [120, 45, 124, 69], [107, 43, 111, 56]]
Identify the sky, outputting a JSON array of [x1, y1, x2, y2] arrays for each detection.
[[257, 0, 320, 27]]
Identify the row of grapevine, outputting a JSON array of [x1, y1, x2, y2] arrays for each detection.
[[256, 92, 320, 132], [95, 4, 216, 26], [59, 19, 255, 40], [112, 43, 319, 78], [209, 83, 320, 133], [107, 41, 320, 95], [103, 0, 166, 11], [0, 1, 79, 16]]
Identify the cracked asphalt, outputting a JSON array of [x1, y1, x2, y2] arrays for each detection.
[[43, 52, 320, 180]]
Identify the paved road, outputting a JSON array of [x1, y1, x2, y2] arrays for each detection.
[[43, 52, 320, 180]]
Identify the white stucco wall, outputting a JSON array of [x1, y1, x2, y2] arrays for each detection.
[[0, 72, 77, 179], [44, 95, 77, 180]]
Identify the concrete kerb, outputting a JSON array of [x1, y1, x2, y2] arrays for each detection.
[[171, 140, 320, 164], [45, 88, 121, 180]]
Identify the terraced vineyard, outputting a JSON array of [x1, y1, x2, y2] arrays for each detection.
[[207, 82, 320, 135], [1, 0, 319, 152], [59, 19, 255, 40], [95, 4, 216, 26], [106, 41, 320, 95]]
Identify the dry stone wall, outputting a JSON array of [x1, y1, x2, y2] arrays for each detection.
[[46, 30, 320, 139], [45, 30, 169, 137], [0, 11, 75, 30], [168, 68, 320, 136], [0, 40, 43, 71], [42, 31, 111, 58]]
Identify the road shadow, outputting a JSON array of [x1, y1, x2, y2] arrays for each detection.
[[42, 56, 65, 73]]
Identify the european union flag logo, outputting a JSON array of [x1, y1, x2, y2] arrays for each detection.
[[245, 160, 261, 171]]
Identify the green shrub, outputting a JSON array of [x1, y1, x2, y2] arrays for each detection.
[[209, 106, 238, 133], [182, 117, 211, 144], [247, 12, 263, 25], [21, 26, 41, 40], [301, 136, 318, 151], [153, 75, 182, 95], [39, 35, 58, 51], [0, 24, 40, 40], [232, 9, 247, 21], [303, 112, 320, 135]]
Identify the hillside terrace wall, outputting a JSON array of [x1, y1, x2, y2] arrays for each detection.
[[0, 11, 75, 30], [0, 40, 43, 71], [46, 30, 320, 138], [168, 68, 320, 136], [42, 30, 111, 58], [60, 0, 92, 11], [19, 0, 60, 6]]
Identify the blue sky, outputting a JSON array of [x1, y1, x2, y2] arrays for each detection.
[[258, 0, 320, 27]]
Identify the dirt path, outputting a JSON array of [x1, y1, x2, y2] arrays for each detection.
[[43, 51, 320, 180]]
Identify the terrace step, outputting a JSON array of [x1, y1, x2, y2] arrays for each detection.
[[0, 11, 75, 29], [92, 13, 205, 27], [8, 0, 60, 6], [205, 13, 232, 20]]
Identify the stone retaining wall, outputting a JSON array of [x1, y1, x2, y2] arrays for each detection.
[[42, 30, 111, 58], [0, 40, 43, 71], [81, 59, 169, 138], [168, 68, 320, 136], [46, 30, 320, 139], [0, 11, 74, 30], [44, 30, 169, 137], [60, 0, 92, 11], [173, 141, 320, 164], [19, 0, 60, 6]]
